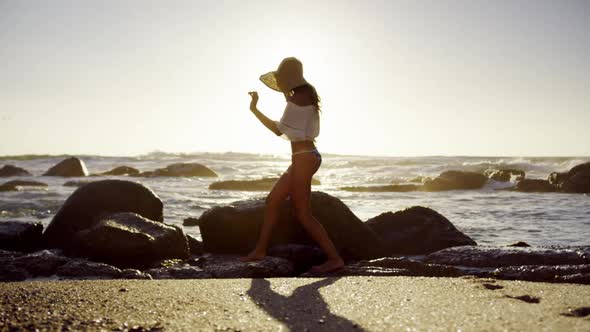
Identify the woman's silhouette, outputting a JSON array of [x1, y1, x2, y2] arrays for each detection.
[[241, 57, 344, 273]]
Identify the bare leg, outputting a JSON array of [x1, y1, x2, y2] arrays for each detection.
[[241, 166, 292, 262], [291, 153, 344, 273]]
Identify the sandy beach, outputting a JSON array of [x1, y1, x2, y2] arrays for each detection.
[[1, 276, 589, 331]]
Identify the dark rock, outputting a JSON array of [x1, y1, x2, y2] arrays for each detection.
[[120, 269, 152, 279], [492, 264, 590, 282], [562, 307, 590, 317], [199, 254, 295, 278], [0, 249, 25, 259], [3, 180, 47, 188], [268, 244, 326, 273], [425, 246, 590, 267], [423, 171, 488, 191], [209, 177, 320, 191], [137, 162, 217, 178], [0, 265, 29, 281], [183, 217, 200, 226], [339, 184, 421, 192], [9, 250, 70, 276], [56, 260, 123, 279], [0, 165, 31, 177], [505, 295, 540, 303], [549, 161, 590, 193], [508, 241, 531, 247], [143, 267, 173, 279], [0, 250, 29, 281], [187, 234, 204, 255], [43, 179, 164, 249], [482, 283, 503, 290], [70, 212, 189, 269], [0, 221, 44, 252], [43, 157, 88, 177], [164, 266, 212, 279], [555, 273, 590, 284], [198, 191, 387, 261], [507, 241, 531, 247], [99, 166, 140, 176], [514, 179, 556, 193], [365, 206, 476, 255]]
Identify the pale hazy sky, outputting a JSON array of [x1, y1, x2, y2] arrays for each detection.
[[1, 0, 588, 156]]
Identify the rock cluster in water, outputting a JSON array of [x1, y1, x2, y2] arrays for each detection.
[[1, 179, 588, 284], [339, 161, 590, 194], [0, 157, 218, 180]]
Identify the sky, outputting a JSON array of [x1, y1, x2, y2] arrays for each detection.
[[0, 0, 588, 157]]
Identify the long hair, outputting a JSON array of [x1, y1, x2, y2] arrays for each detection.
[[292, 83, 321, 112]]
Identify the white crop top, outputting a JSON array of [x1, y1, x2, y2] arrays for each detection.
[[274, 102, 320, 142]]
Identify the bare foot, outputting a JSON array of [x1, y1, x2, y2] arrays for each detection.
[[309, 257, 345, 274], [240, 251, 266, 262]]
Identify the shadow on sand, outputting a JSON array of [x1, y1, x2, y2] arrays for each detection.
[[247, 277, 365, 331]]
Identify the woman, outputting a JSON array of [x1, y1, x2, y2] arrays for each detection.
[[241, 57, 344, 274]]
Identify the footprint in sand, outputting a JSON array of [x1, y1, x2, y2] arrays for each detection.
[[561, 307, 590, 318], [505, 295, 541, 303]]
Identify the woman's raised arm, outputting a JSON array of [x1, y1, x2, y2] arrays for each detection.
[[248, 91, 282, 136]]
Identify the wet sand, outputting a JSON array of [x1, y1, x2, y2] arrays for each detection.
[[1, 276, 589, 331]]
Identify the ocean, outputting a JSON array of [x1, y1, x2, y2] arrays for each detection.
[[1, 153, 588, 246]]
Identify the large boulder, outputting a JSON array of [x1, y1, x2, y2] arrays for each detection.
[[43, 180, 164, 248], [423, 171, 488, 191], [549, 161, 590, 193], [137, 162, 217, 177], [198, 191, 387, 261], [99, 166, 140, 176], [514, 179, 556, 193], [0, 221, 44, 252], [365, 206, 476, 255], [70, 212, 189, 268], [0, 165, 31, 177], [43, 157, 88, 177]]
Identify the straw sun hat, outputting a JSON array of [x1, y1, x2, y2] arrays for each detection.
[[259, 57, 308, 93]]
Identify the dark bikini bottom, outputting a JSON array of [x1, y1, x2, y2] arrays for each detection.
[[292, 149, 322, 167]]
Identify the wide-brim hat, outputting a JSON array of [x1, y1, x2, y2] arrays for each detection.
[[260, 57, 308, 93]]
